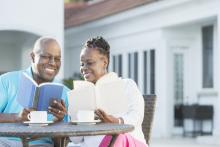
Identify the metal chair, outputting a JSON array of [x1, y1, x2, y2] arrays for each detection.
[[142, 94, 156, 145], [182, 104, 213, 137]]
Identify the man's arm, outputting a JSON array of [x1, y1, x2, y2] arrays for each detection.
[[0, 108, 31, 123], [0, 113, 21, 123]]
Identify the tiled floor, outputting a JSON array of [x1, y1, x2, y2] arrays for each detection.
[[150, 137, 219, 147], [68, 136, 220, 147]]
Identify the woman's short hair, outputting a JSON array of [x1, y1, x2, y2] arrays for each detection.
[[84, 36, 110, 62]]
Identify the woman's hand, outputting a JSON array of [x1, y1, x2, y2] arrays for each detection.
[[95, 108, 119, 123], [48, 99, 67, 122]]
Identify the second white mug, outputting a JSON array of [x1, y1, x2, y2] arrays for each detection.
[[77, 110, 94, 122], [27, 111, 47, 123]]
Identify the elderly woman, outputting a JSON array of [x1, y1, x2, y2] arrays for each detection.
[[71, 36, 147, 147]]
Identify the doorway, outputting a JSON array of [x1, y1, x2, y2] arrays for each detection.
[[172, 48, 189, 134]]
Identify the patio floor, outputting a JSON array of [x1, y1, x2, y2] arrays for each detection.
[[150, 137, 219, 147], [68, 136, 220, 147]]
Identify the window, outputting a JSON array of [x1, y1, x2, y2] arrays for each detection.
[[143, 49, 155, 94], [150, 50, 155, 94], [113, 55, 116, 72], [128, 53, 131, 78], [112, 54, 123, 77], [134, 52, 138, 84], [174, 54, 184, 104], [118, 54, 122, 77], [128, 52, 138, 84], [144, 51, 147, 94], [202, 25, 213, 88]]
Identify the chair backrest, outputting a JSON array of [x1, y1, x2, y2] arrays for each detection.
[[142, 94, 156, 145]]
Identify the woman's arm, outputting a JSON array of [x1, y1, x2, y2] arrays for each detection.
[[120, 79, 144, 126]]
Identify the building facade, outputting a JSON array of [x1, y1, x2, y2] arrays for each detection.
[[65, 0, 220, 141]]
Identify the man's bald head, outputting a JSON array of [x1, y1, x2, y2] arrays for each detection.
[[33, 36, 61, 54]]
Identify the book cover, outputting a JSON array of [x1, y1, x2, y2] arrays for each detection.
[[16, 73, 64, 111], [68, 78, 128, 120]]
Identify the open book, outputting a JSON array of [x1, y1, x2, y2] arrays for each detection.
[[16, 73, 64, 111], [68, 75, 128, 120]]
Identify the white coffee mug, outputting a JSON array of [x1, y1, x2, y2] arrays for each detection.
[[27, 111, 47, 123], [77, 110, 94, 122]]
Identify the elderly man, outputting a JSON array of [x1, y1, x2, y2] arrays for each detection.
[[0, 36, 69, 147]]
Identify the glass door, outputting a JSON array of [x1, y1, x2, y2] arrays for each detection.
[[174, 53, 184, 105], [173, 48, 189, 134]]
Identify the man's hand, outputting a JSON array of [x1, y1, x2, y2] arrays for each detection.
[[48, 99, 67, 122], [19, 108, 35, 122], [95, 109, 120, 123], [0, 108, 34, 123]]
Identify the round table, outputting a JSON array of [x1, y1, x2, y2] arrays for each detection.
[[0, 122, 134, 147]]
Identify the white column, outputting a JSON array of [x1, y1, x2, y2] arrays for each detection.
[[213, 11, 220, 138], [151, 35, 172, 138], [139, 50, 144, 93]]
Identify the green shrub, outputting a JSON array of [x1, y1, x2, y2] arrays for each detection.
[[62, 72, 84, 89]]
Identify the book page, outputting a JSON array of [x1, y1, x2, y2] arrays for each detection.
[[68, 81, 96, 120], [16, 73, 37, 108], [73, 80, 94, 89], [95, 80, 128, 115], [39, 82, 64, 87]]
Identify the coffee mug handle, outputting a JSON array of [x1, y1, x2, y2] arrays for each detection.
[[27, 113, 31, 121]]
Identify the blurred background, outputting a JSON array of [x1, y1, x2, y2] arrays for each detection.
[[0, 0, 220, 146]]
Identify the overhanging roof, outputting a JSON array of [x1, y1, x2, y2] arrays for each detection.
[[65, 0, 158, 29]]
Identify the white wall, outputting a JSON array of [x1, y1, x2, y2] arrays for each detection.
[[0, 0, 64, 78], [212, 13, 220, 136]]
